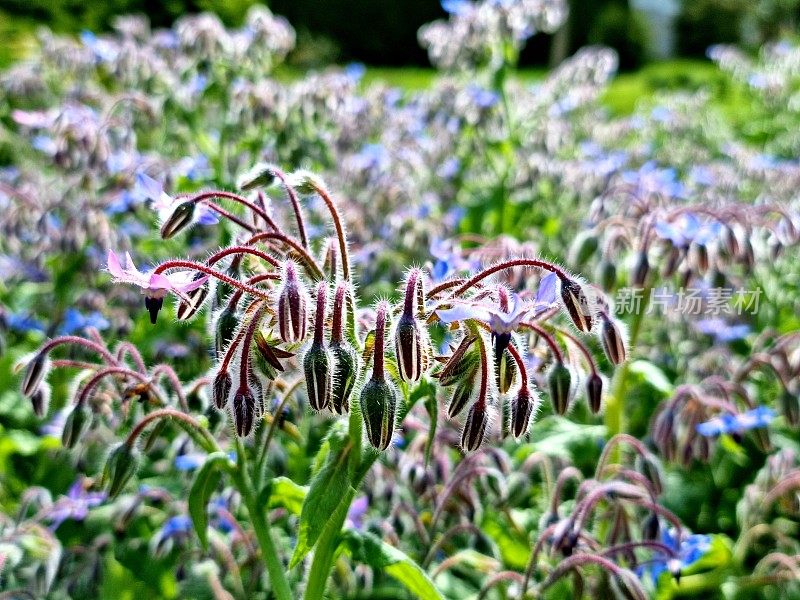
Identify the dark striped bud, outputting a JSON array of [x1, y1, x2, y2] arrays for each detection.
[[439, 336, 478, 387], [630, 250, 650, 287], [394, 315, 426, 383], [689, 242, 709, 274], [330, 341, 358, 414], [662, 246, 682, 277], [586, 373, 603, 414], [559, 276, 593, 332], [448, 369, 477, 418], [160, 201, 195, 239], [780, 389, 800, 428], [304, 345, 332, 412], [21, 351, 49, 396], [511, 386, 538, 438], [494, 346, 517, 394], [461, 401, 488, 452], [253, 330, 288, 378], [103, 443, 141, 498], [723, 226, 740, 257], [635, 453, 663, 496], [176, 273, 209, 320], [215, 307, 239, 359], [596, 259, 617, 292], [232, 386, 257, 437], [30, 385, 50, 418], [601, 314, 627, 365], [548, 362, 573, 415], [62, 404, 90, 449], [212, 370, 232, 409], [144, 295, 164, 325], [360, 378, 397, 450], [276, 261, 308, 343]]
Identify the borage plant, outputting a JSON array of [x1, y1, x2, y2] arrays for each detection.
[[18, 165, 631, 599]]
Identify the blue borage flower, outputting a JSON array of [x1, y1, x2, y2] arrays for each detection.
[[46, 479, 107, 530], [693, 318, 750, 344], [175, 451, 237, 471], [639, 528, 711, 582], [58, 308, 110, 335], [696, 406, 776, 437], [654, 213, 722, 247]]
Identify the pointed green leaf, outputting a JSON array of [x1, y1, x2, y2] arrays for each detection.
[[188, 452, 232, 550]]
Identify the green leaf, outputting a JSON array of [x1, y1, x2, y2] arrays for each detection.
[[289, 425, 354, 568], [343, 530, 444, 600], [268, 476, 307, 516], [627, 360, 673, 395], [188, 452, 232, 550]]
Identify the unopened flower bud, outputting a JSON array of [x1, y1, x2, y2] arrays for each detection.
[[780, 389, 800, 428], [21, 352, 50, 396], [595, 259, 617, 292], [237, 162, 277, 190], [689, 242, 709, 274], [569, 231, 599, 267], [511, 386, 539, 438], [642, 514, 660, 541], [600, 314, 627, 365], [662, 246, 682, 277], [439, 336, 479, 387], [304, 345, 332, 412], [30, 385, 50, 418], [448, 370, 477, 418], [103, 443, 141, 498], [586, 373, 603, 413], [232, 386, 257, 437], [144, 295, 164, 325], [212, 370, 232, 409], [630, 250, 650, 287], [215, 307, 239, 359], [62, 404, 90, 449], [635, 453, 663, 496], [461, 401, 488, 452], [330, 342, 358, 414], [548, 362, 573, 415], [160, 201, 195, 239], [559, 276, 593, 332], [360, 378, 397, 450], [176, 274, 209, 320], [276, 261, 308, 343], [394, 315, 427, 383]]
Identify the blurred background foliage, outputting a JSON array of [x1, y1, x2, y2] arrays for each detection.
[[1, 0, 799, 69]]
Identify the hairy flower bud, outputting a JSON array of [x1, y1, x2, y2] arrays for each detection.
[[21, 351, 50, 396], [215, 306, 239, 359], [176, 273, 209, 320], [276, 261, 308, 343], [160, 201, 195, 239], [330, 342, 357, 414], [103, 443, 141, 498], [548, 362, 573, 415], [232, 386, 257, 437], [630, 250, 650, 288], [601, 314, 627, 365], [511, 386, 539, 438], [360, 378, 397, 450], [439, 336, 478, 386], [237, 162, 277, 190], [394, 315, 426, 383], [448, 370, 477, 419], [461, 401, 488, 452], [559, 276, 593, 332], [596, 259, 617, 292], [212, 370, 232, 409], [62, 404, 90, 449], [494, 347, 517, 394], [586, 373, 603, 414], [304, 345, 332, 411], [569, 231, 599, 267], [30, 385, 50, 418]]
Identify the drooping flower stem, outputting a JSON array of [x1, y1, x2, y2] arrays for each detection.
[[452, 258, 569, 297], [203, 245, 280, 269], [124, 408, 217, 452], [270, 167, 309, 250], [308, 181, 351, 281], [519, 322, 563, 362], [153, 260, 271, 300], [39, 336, 118, 366], [245, 232, 323, 279], [76, 366, 168, 408], [183, 190, 273, 224]]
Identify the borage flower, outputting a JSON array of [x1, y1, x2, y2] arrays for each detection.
[[107, 250, 208, 323], [696, 406, 776, 437], [46, 478, 107, 530]]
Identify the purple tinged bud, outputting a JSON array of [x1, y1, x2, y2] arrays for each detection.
[[511, 386, 538, 438], [662, 246, 682, 277], [586, 373, 603, 413], [559, 276, 593, 332], [160, 201, 195, 239], [144, 296, 164, 325], [232, 386, 257, 437], [21, 352, 49, 396], [30, 386, 50, 418], [394, 315, 426, 383], [276, 261, 308, 343], [548, 362, 573, 415], [461, 401, 488, 452], [213, 370, 232, 409], [690, 242, 709, 274], [631, 250, 650, 287], [601, 314, 627, 365]]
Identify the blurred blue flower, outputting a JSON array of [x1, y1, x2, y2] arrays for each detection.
[[345, 496, 369, 530], [694, 318, 749, 344], [7, 312, 45, 333], [437, 157, 460, 180], [640, 528, 710, 582], [59, 308, 110, 335], [47, 479, 107, 530], [344, 62, 366, 81], [160, 515, 193, 539], [696, 406, 775, 437], [466, 85, 499, 109], [442, 0, 472, 15], [654, 213, 721, 247], [105, 190, 140, 215]]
